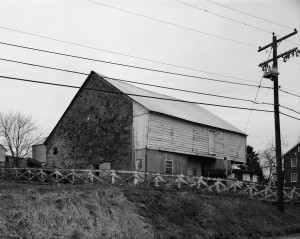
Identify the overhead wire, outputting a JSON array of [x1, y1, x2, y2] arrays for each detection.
[[1, 56, 300, 117], [0, 26, 259, 83], [203, 0, 300, 48], [280, 89, 300, 98], [280, 105, 300, 115], [0, 57, 270, 104], [2, 75, 299, 121], [86, 0, 257, 48], [280, 112, 300, 121], [0, 57, 271, 89], [1, 30, 297, 95], [0, 75, 275, 113], [234, 49, 272, 156], [0, 41, 266, 86], [203, 0, 294, 30], [3, 40, 300, 97], [174, 0, 272, 34]]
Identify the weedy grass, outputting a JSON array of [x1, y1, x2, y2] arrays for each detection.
[[124, 186, 300, 239], [0, 185, 154, 239], [1, 182, 300, 239]]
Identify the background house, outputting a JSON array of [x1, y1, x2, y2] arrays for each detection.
[[284, 138, 300, 187], [0, 144, 7, 167], [40, 71, 247, 176], [228, 164, 259, 183]]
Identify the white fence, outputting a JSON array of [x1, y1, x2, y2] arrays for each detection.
[[1, 167, 300, 202]]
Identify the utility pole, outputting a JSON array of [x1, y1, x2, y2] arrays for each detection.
[[258, 29, 298, 213]]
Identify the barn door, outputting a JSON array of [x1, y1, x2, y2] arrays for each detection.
[[208, 130, 216, 154]]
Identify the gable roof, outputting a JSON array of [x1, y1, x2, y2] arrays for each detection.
[[0, 144, 7, 152], [96, 72, 245, 135], [45, 71, 246, 145], [284, 138, 300, 156]]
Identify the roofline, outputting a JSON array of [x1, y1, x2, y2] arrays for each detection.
[[283, 141, 300, 156], [45, 71, 247, 145], [0, 144, 7, 151], [45, 71, 134, 145]]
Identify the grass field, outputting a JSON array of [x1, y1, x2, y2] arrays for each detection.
[[0, 182, 300, 239]]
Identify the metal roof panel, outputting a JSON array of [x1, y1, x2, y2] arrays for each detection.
[[97, 73, 245, 135]]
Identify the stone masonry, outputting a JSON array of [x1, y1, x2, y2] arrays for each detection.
[[46, 72, 134, 170]]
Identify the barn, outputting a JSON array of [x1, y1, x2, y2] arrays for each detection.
[[43, 71, 247, 177]]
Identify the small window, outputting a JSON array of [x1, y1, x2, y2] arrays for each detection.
[[298, 146, 300, 152], [135, 158, 142, 170], [53, 147, 58, 155], [165, 160, 173, 174], [291, 173, 297, 182], [291, 158, 297, 167]]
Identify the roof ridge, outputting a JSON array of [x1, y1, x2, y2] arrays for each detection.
[[94, 72, 245, 135]]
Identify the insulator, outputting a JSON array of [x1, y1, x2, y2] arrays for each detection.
[[287, 54, 290, 59], [262, 65, 266, 71], [296, 50, 300, 57], [283, 57, 287, 62], [291, 51, 295, 57]]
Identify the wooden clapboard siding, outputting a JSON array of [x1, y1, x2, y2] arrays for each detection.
[[147, 113, 246, 162], [146, 149, 188, 174], [133, 102, 149, 150]]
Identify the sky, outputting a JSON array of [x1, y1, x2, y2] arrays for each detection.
[[0, 0, 299, 152]]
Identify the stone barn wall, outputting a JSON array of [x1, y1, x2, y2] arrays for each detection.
[[46, 72, 134, 170]]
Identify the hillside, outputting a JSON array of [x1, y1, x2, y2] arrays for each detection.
[[0, 182, 299, 239]]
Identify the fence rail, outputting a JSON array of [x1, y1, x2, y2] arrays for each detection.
[[1, 167, 300, 202]]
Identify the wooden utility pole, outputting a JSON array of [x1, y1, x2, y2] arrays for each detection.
[[258, 29, 297, 213]]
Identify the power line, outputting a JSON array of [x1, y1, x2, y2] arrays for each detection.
[[175, 0, 300, 48], [0, 26, 260, 83], [3, 57, 300, 115], [0, 57, 272, 89], [86, 0, 257, 48], [280, 112, 300, 121], [0, 57, 270, 104], [280, 89, 300, 98], [280, 105, 300, 115], [2, 74, 299, 121], [243, 49, 272, 132], [203, 0, 294, 30], [5, 41, 300, 96], [0, 75, 274, 113], [0, 41, 265, 86], [174, 0, 272, 34], [3, 28, 295, 95]]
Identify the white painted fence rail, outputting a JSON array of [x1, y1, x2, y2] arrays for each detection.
[[1, 167, 300, 202]]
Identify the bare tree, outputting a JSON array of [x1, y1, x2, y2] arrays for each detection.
[[0, 111, 45, 159], [260, 137, 289, 183]]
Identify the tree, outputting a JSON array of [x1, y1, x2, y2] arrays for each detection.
[[0, 111, 45, 160], [260, 137, 289, 183], [242, 145, 265, 183]]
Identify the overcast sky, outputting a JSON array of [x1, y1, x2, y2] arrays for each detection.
[[0, 0, 299, 152]]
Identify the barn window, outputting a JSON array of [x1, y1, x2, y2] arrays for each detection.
[[53, 147, 58, 155], [135, 158, 142, 170], [291, 158, 297, 167], [165, 160, 173, 174], [291, 173, 297, 182]]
